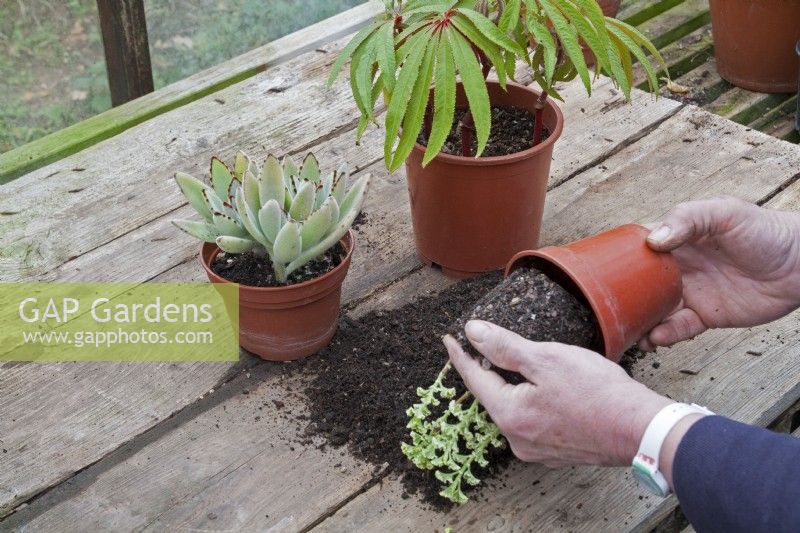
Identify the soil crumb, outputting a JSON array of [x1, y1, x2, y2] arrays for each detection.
[[418, 105, 551, 157], [211, 243, 345, 287]]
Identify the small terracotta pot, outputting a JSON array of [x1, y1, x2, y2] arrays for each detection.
[[200, 232, 354, 361], [505, 224, 682, 362], [709, 0, 800, 93], [584, 0, 622, 66], [406, 81, 564, 278]]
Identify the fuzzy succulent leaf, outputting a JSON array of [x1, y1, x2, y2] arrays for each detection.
[[210, 157, 235, 202], [172, 219, 219, 243], [300, 153, 322, 184], [212, 213, 248, 239], [273, 221, 302, 264], [234, 151, 250, 181], [175, 172, 214, 222], [289, 180, 316, 221], [260, 155, 286, 206], [242, 170, 261, 215], [216, 236, 256, 254], [235, 188, 268, 247], [301, 198, 337, 250], [258, 199, 283, 244]]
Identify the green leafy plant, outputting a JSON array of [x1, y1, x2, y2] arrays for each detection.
[[401, 361, 504, 504], [172, 151, 371, 283], [330, 0, 667, 171]]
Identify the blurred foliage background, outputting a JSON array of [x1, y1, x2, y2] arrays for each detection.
[[0, 0, 363, 153]]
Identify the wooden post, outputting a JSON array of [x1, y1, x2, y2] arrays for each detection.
[[96, 0, 154, 106]]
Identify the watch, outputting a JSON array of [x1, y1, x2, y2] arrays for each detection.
[[632, 402, 714, 497]]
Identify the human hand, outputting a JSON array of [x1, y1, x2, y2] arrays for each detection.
[[444, 321, 673, 468], [640, 196, 800, 351]]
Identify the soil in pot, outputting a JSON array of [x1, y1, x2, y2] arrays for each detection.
[[417, 106, 551, 158], [210, 242, 346, 287], [450, 268, 599, 384], [301, 268, 617, 508]]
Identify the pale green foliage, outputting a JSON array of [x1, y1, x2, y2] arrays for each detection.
[[330, 0, 667, 170], [173, 151, 371, 283], [400, 363, 505, 504]]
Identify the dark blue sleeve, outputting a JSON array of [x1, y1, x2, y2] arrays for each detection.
[[672, 415, 800, 533]]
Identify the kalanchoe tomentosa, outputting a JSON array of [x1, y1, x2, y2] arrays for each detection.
[[401, 361, 505, 504], [172, 151, 371, 283]]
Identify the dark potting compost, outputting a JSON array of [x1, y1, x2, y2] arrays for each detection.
[[301, 267, 602, 507], [417, 106, 551, 158], [452, 268, 598, 383], [211, 242, 346, 287]]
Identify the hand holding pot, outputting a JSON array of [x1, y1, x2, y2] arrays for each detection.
[[445, 321, 673, 468], [640, 196, 800, 351]]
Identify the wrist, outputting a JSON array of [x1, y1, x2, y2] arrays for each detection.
[[658, 413, 705, 489], [608, 385, 674, 466]]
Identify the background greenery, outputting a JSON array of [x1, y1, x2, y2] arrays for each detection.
[[0, 0, 363, 153]]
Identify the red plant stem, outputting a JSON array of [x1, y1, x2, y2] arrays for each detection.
[[424, 103, 433, 139], [532, 90, 549, 147]]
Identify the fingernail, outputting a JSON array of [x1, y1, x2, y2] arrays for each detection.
[[465, 320, 489, 343], [648, 225, 672, 243]]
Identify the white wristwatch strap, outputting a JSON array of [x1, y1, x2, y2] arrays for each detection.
[[633, 402, 714, 496]]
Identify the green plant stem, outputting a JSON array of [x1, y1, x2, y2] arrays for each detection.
[[273, 262, 288, 284]]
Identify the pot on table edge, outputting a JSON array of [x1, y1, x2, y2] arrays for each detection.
[[405, 80, 564, 279], [200, 231, 355, 361], [505, 224, 682, 362], [709, 0, 800, 93]]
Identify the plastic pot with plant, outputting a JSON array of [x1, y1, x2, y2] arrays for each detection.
[[331, 0, 666, 277], [401, 224, 682, 504], [172, 151, 371, 361]]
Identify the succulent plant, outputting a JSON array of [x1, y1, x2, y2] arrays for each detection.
[[172, 151, 371, 284]]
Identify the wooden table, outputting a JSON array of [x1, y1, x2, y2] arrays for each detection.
[[1, 1, 799, 531]]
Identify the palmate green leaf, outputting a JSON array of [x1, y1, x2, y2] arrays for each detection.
[[607, 23, 659, 93], [608, 17, 669, 75], [609, 31, 634, 92], [539, 0, 592, 95], [356, 76, 385, 142], [527, 14, 557, 84], [450, 14, 508, 88], [402, 3, 456, 17], [498, 0, 521, 33], [376, 22, 397, 93], [555, 0, 609, 77], [571, 0, 629, 96], [350, 32, 379, 120], [423, 33, 456, 167], [390, 35, 436, 171], [327, 21, 382, 86], [449, 28, 491, 157], [384, 28, 432, 165], [458, 8, 527, 56]]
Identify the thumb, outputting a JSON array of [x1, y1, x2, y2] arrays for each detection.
[[646, 197, 739, 252]]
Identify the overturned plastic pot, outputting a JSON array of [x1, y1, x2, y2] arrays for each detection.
[[200, 231, 355, 361], [505, 224, 682, 362], [406, 80, 564, 279]]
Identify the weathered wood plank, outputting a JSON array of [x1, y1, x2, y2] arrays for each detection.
[[0, 78, 683, 531], [0, 1, 383, 184], [308, 107, 800, 532]]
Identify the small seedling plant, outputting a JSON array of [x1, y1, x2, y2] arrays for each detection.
[[330, 0, 667, 171], [172, 151, 371, 284]]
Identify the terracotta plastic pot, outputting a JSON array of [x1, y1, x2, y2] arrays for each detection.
[[505, 224, 682, 362], [200, 231, 354, 361], [709, 0, 800, 93], [584, 0, 622, 66], [406, 81, 564, 279]]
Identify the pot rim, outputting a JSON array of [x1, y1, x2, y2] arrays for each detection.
[[200, 230, 355, 293], [411, 80, 565, 167]]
